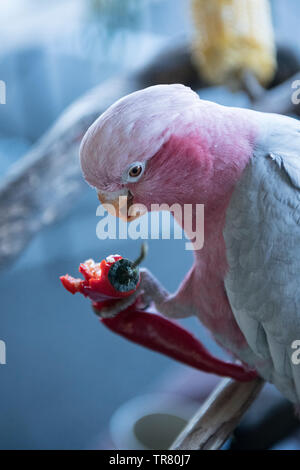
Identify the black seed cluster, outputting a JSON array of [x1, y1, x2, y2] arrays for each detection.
[[108, 259, 139, 292]]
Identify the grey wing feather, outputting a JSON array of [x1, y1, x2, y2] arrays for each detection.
[[224, 113, 300, 403]]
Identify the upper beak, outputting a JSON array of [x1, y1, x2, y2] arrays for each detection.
[[97, 189, 146, 222]]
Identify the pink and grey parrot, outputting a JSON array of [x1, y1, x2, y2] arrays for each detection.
[[80, 84, 300, 406]]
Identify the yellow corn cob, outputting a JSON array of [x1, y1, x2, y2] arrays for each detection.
[[190, 0, 276, 86]]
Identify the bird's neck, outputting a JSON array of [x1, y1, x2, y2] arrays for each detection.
[[172, 105, 258, 225]]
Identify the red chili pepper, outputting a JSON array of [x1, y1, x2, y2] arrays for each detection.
[[60, 251, 257, 382], [60, 254, 140, 308], [101, 306, 257, 382]]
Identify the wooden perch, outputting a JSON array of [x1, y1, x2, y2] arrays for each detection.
[[170, 377, 264, 450]]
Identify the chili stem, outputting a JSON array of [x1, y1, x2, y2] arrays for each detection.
[[132, 242, 148, 268]]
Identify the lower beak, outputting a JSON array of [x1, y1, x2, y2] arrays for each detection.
[[97, 189, 146, 222]]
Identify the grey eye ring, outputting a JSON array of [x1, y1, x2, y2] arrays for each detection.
[[125, 161, 145, 183]]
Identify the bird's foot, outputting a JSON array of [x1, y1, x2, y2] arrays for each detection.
[[95, 268, 157, 318]]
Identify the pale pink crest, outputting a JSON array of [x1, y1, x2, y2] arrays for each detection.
[[79, 84, 199, 191]]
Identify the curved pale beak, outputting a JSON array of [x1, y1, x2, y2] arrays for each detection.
[[97, 189, 147, 222]]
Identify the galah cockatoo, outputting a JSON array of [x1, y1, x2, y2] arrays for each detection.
[[80, 84, 300, 406]]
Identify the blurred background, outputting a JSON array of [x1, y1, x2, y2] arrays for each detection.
[[0, 0, 300, 450]]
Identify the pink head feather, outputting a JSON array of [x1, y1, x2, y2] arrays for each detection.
[[80, 83, 258, 211], [80, 84, 199, 192]]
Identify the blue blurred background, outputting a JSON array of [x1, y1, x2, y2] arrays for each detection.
[[0, 0, 300, 450]]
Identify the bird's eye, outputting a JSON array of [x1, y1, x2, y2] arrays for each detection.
[[129, 165, 142, 178], [126, 162, 145, 182]]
